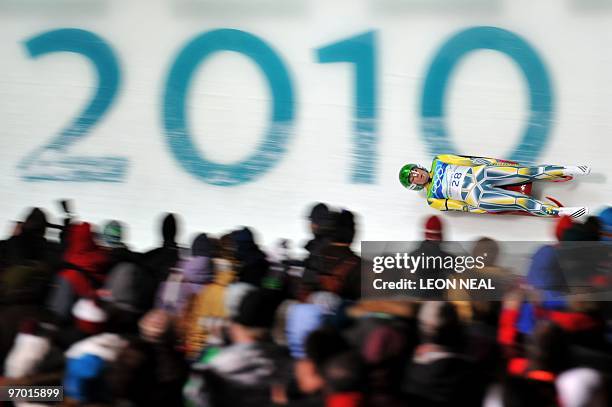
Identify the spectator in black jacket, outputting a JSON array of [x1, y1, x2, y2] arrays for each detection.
[[304, 210, 361, 301], [141, 213, 181, 289]]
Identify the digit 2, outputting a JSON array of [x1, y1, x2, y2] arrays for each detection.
[[18, 28, 127, 182]]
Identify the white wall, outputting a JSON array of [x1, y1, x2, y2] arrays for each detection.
[[0, 0, 610, 251]]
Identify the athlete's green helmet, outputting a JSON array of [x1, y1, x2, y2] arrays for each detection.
[[399, 164, 428, 191]]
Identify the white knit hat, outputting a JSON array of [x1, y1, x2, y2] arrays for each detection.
[[72, 298, 107, 334]]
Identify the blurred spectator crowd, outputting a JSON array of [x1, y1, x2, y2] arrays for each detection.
[[0, 202, 611, 407]]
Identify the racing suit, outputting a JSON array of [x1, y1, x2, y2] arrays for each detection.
[[425, 154, 569, 217]]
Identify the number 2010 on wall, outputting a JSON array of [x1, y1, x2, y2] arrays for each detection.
[[17, 26, 553, 186]]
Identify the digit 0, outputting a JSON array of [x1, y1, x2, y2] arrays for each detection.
[[163, 29, 294, 186], [421, 26, 553, 164]]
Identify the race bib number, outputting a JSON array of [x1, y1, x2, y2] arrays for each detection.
[[445, 165, 470, 201]]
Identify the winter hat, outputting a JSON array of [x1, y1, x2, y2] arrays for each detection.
[[23, 207, 48, 236], [308, 203, 330, 224], [232, 227, 255, 245], [192, 233, 212, 257], [424, 215, 443, 241], [598, 207, 612, 241], [72, 299, 107, 334], [333, 210, 356, 244], [102, 220, 123, 248], [161, 213, 177, 245], [555, 216, 574, 241], [233, 289, 280, 328]]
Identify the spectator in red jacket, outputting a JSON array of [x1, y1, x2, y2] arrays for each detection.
[[46, 222, 108, 325]]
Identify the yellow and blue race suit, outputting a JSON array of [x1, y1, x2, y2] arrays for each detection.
[[425, 154, 568, 216]]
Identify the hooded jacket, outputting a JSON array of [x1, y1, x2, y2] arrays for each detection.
[[182, 259, 237, 359], [187, 341, 291, 407], [142, 213, 180, 286], [47, 223, 108, 322], [156, 256, 213, 315], [232, 228, 269, 286], [64, 333, 128, 403]]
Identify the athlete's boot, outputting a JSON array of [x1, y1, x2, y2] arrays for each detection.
[[562, 166, 591, 177], [557, 206, 589, 219]]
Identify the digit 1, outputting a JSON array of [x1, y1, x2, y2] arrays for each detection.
[[316, 31, 378, 183]]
